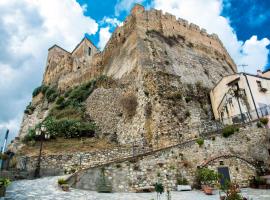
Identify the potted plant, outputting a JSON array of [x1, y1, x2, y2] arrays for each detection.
[[154, 182, 164, 200], [196, 168, 219, 195], [220, 181, 245, 200], [57, 178, 69, 192], [177, 177, 192, 191], [0, 178, 11, 197]]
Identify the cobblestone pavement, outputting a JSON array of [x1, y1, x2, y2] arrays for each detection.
[[1, 176, 270, 200]]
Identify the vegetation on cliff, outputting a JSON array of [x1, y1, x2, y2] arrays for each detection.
[[24, 75, 115, 143]]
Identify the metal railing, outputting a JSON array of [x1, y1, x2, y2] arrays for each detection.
[[222, 105, 270, 125]]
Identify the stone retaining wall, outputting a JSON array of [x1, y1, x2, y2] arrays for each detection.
[[69, 126, 270, 192]]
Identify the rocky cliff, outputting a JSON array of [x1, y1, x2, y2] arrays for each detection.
[[11, 4, 237, 152]]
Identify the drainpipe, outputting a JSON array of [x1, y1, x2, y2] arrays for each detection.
[[244, 73, 259, 119]]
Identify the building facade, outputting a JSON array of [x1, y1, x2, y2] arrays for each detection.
[[210, 72, 270, 124]]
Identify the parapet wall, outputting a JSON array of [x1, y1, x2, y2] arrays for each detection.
[[135, 8, 236, 72]]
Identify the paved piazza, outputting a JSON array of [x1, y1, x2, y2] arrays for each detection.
[[2, 176, 270, 200]]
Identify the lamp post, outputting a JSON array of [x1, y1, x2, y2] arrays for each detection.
[[231, 84, 245, 123], [34, 124, 49, 178]]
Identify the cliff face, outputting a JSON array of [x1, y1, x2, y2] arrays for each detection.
[[12, 5, 237, 152]]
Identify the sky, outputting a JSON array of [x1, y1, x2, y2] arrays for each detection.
[[0, 0, 269, 145]]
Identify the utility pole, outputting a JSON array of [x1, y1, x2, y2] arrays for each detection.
[[2, 130, 9, 154], [0, 130, 9, 170]]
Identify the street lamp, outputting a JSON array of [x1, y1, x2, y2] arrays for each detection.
[[230, 84, 245, 123], [34, 124, 49, 178]]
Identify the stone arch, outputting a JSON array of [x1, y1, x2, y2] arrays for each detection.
[[200, 154, 257, 169]]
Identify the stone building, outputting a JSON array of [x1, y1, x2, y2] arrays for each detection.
[[210, 71, 270, 124]]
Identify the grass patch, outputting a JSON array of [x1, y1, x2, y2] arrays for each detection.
[[19, 137, 117, 156], [222, 125, 239, 138], [196, 138, 204, 147]]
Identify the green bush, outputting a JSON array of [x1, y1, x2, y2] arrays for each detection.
[[56, 96, 65, 105], [196, 138, 204, 147], [154, 182, 164, 194], [260, 118, 269, 126], [177, 177, 189, 185], [42, 117, 97, 139], [257, 122, 263, 128], [32, 86, 43, 97], [0, 178, 11, 187], [222, 125, 239, 138], [45, 87, 58, 102], [24, 103, 35, 115], [58, 178, 67, 185], [196, 168, 219, 186], [23, 129, 36, 143], [32, 85, 49, 97]]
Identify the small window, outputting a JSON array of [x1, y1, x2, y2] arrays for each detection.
[[88, 47, 91, 56], [219, 160, 224, 166], [257, 80, 262, 89]]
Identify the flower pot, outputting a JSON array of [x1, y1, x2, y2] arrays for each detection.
[[61, 184, 70, 192], [220, 196, 226, 200], [203, 186, 213, 195], [0, 186, 6, 197], [177, 185, 192, 191]]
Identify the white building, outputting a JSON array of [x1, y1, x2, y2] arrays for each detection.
[[210, 70, 270, 124]]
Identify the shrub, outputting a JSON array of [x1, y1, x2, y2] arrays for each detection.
[[56, 96, 65, 105], [49, 107, 83, 120], [196, 168, 219, 186], [0, 178, 11, 187], [58, 178, 67, 185], [222, 125, 239, 138], [67, 80, 96, 105], [32, 86, 43, 97], [196, 138, 204, 147], [177, 177, 189, 185], [24, 103, 35, 115], [23, 128, 36, 143], [154, 182, 164, 194], [45, 87, 58, 102], [257, 122, 263, 128], [120, 92, 138, 118], [42, 117, 97, 139], [260, 118, 269, 126], [32, 85, 49, 97]]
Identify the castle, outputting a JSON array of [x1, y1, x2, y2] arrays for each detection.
[[10, 4, 270, 192]]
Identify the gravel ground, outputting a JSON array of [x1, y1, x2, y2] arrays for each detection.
[[1, 176, 270, 200]]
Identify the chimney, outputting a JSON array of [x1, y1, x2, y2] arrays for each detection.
[[257, 69, 262, 77]]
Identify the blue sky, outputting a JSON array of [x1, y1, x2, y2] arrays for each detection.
[[78, 0, 270, 71], [0, 0, 269, 145]]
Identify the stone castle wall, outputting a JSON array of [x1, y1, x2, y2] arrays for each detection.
[[41, 4, 236, 90]]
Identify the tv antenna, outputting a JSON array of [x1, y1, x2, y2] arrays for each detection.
[[237, 64, 248, 73]]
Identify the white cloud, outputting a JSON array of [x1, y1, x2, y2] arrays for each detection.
[[153, 0, 270, 74], [0, 0, 98, 144], [115, 0, 145, 16], [101, 17, 123, 27], [98, 27, 112, 50], [239, 36, 270, 73]]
